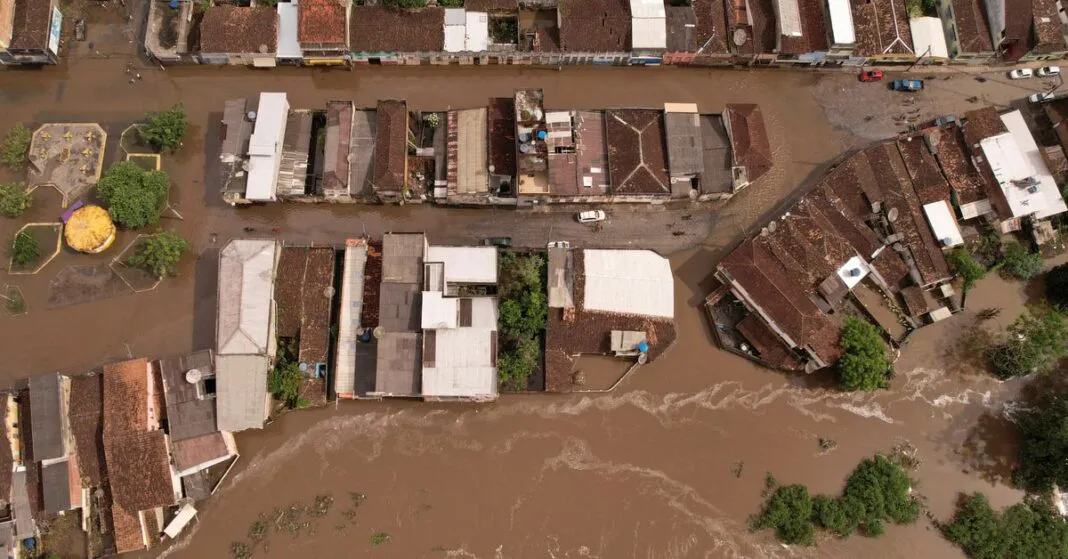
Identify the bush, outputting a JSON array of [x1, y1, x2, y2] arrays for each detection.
[[998, 242, 1043, 281], [382, 0, 426, 6], [1015, 393, 1068, 492], [95, 161, 170, 229], [268, 361, 302, 409], [750, 483, 815, 546], [127, 231, 189, 278], [0, 182, 31, 218], [840, 455, 920, 531], [947, 248, 986, 291], [1045, 263, 1068, 308], [11, 230, 39, 267], [140, 104, 188, 153], [496, 251, 548, 390], [987, 305, 1067, 380], [813, 495, 855, 537], [944, 493, 1068, 559], [835, 316, 891, 392], [0, 123, 31, 170]]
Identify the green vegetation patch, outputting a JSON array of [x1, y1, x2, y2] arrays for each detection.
[[496, 250, 547, 391], [944, 493, 1068, 559], [835, 316, 892, 392]]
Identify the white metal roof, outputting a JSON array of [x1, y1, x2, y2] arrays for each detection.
[[334, 243, 367, 397], [466, 11, 489, 52], [664, 102, 699, 113], [444, 7, 465, 25], [582, 250, 674, 318], [922, 201, 965, 247], [776, 0, 803, 37], [909, 17, 949, 59], [164, 504, 198, 539], [421, 328, 497, 398], [1001, 110, 1068, 219], [629, 0, 666, 18], [217, 239, 278, 355], [246, 93, 289, 201], [836, 255, 871, 289], [631, 17, 667, 50], [827, 0, 855, 45], [216, 354, 270, 431], [276, 2, 302, 59], [422, 291, 459, 329], [426, 246, 498, 285], [444, 8, 466, 53]]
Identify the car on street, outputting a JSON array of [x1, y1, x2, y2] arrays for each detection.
[[482, 237, 512, 247], [859, 71, 883, 82], [1009, 68, 1034, 79], [1030, 92, 1057, 103], [577, 210, 606, 223], [890, 79, 924, 92], [1038, 66, 1061, 77]]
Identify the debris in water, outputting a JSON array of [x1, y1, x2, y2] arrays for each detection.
[[350, 492, 366, 507], [230, 542, 252, 559], [977, 307, 1001, 321], [889, 441, 921, 470], [371, 531, 392, 546], [818, 437, 838, 452], [731, 460, 744, 479]]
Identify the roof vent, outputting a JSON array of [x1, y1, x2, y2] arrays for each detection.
[[185, 369, 203, 384], [848, 268, 862, 277], [246, 111, 257, 121], [887, 207, 899, 222]]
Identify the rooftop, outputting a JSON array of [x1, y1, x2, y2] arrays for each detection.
[[827, 0, 855, 45], [487, 98, 517, 180], [105, 430, 174, 551], [199, 6, 278, 54], [298, 0, 347, 45], [9, 0, 52, 50], [664, 107, 704, 178], [277, 0, 302, 59], [982, 110, 1068, 219], [583, 250, 675, 318], [68, 375, 105, 486], [40, 460, 71, 514], [908, 16, 949, 59], [630, 0, 667, 50], [778, 0, 830, 55], [298, 248, 336, 365], [999, 0, 1034, 62], [897, 132, 952, 204], [172, 432, 231, 473], [350, 5, 445, 52], [426, 246, 498, 286], [445, 8, 490, 52], [145, 0, 194, 58], [0, 405, 11, 505], [929, 124, 988, 206], [850, 0, 913, 56], [323, 101, 353, 196], [349, 109, 377, 197], [375, 332, 421, 395], [216, 354, 270, 432], [27, 123, 106, 203], [949, 0, 994, 53], [546, 110, 610, 196], [246, 92, 289, 202], [422, 324, 498, 399], [217, 239, 278, 356], [28, 372, 64, 462], [447, 109, 489, 195], [374, 100, 407, 194], [558, 0, 631, 52], [691, 0, 730, 54], [724, 104, 772, 184], [102, 359, 151, 436], [158, 350, 218, 442], [605, 109, 670, 195], [1032, 0, 1066, 54]]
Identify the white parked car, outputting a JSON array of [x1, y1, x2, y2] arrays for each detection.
[[1030, 92, 1056, 103], [577, 210, 606, 223], [1038, 66, 1062, 77], [1009, 68, 1034, 79]]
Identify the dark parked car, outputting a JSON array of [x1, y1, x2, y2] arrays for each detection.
[[482, 237, 512, 247]]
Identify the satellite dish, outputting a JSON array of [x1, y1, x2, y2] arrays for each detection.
[[373, 326, 385, 339], [768, 220, 778, 233], [887, 207, 899, 222], [733, 28, 749, 47], [259, 44, 269, 54], [323, 286, 336, 299], [246, 111, 257, 121], [185, 369, 203, 384]]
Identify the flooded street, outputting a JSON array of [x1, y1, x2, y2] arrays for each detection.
[[0, 22, 1056, 556]]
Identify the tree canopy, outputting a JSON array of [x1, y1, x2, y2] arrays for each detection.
[[0, 182, 31, 218], [947, 248, 987, 291], [998, 242, 1044, 281], [140, 105, 188, 153], [0, 123, 31, 170], [11, 230, 39, 267], [127, 231, 189, 278], [496, 250, 547, 390], [1045, 263, 1068, 309], [987, 305, 1067, 380], [835, 316, 892, 392], [750, 482, 815, 546], [1015, 392, 1068, 492], [944, 493, 1068, 559], [95, 161, 170, 229]]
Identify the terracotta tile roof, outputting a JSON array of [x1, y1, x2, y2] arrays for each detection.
[[103, 359, 149, 436], [667, 5, 698, 52], [779, 0, 830, 55], [746, 0, 779, 54], [275, 246, 308, 338], [605, 109, 670, 195], [545, 250, 676, 392], [930, 124, 988, 206], [0, 402, 12, 506], [850, 0, 914, 57], [106, 430, 174, 520], [68, 375, 106, 487], [350, 6, 444, 52], [8, 0, 51, 50], [324, 100, 352, 195], [199, 6, 277, 54], [299, 0, 347, 45], [1032, 0, 1066, 54], [558, 0, 631, 52], [374, 100, 407, 193], [488, 98, 517, 179], [950, 0, 994, 53], [725, 104, 772, 183], [870, 243, 911, 289], [1000, 0, 1034, 61], [692, 0, 730, 53], [465, 0, 517, 10], [299, 247, 336, 365], [897, 132, 952, 204], [899, 285, 930, 317], [172, 433, 230, 472], [736, 313, 804, 370], [961, 107, 1006, 147], [110, 498, 143, 554]]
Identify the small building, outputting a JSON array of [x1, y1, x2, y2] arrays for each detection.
[[534, 109, 611, 202], [929, 121, 995, 220], [909, 16, 950, 63], [373, 233, 426, 397], [629, 0, 667, 62], [334, 240, 369, 400], [985, 0, 1067, 62], [277, 0, 303, 63], [246, 92, 290, 203], [275, 246, 336, 379], [923, 200, 965, 247], [28, 372, 69, 463], [198, 6, 278, 67], [773, 0, 831, 65], [662, 0, 735, 65], [937, 0, 995, 63], [323, 100, 353, 199], [978, 110, 1068, 224], [298, 0, 350, 65], [144, 0, 194, 65], [1025, 0, 1068, 61], [850, 0, 915, 64], [825, 0, 856, 60], [373, 100, 408, 203], [604, 109, 671, 198], [557, 0, 631, 64], [723, 104, 773, 191], [67, 375, 105, 492], [0, 0, 61, 65], [349, 5, 445, 65], [444, 108, 491, 203], [349, 109, 378, 200], [219, 98, 255, 205], [725, 0, 780, 63], [216, 239, 280, 432], [663, 103, 705, 197]]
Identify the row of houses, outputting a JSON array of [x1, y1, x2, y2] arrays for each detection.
[[213, 234, 678, 428], [0, 354, 237, 556], [706, 104, 1068, 372], [217, 89, 772, 206]]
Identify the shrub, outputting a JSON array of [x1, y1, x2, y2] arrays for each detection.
[[944, 493, 1068, 559], [998, 242, 1043, 281], [947, 248, 986, 291], [127, 231, 189, 278], [750, 483, 815, 546], [95, 161, 170, 229], [1015, 393, 1068, 492], [0, 123, 31, 170], [987, 305, 1067, 380], [835, 316, 891, 392], [812, 495, 854, 537], [1045, 263, 1068, 308], [140, 104, 188, 153], [11, 230, 39, 267], [268, 360, 302, 408], [497, 250, 548, 390], [839, 455, 921, 531], [0, 182, 31, 218]]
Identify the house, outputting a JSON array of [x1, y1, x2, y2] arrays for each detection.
[[158, 351, 237, 498], [557, 0, 632, 64], [144, 0, 194, 65], [773, 0, 832, 64], [629, 0, 667, 63], [444, 7, 489, 60], [723, 104, 773, 191], [662, 0, 734, 66], [277, 0, 302, 63], [274, 246, 336, 382], [323, 100, 354, 199], [850, 0, 915, 64], [0, 0, 61, 65], [349, 5, 444, 64], [988, 0, 1068, 61], [215, 239, 280, 432], [936, 0, 995, 63], [909, 16, 951, 63], [443, 108, 492, 203], [534, 109, 610, 202], [604, 109, 671, 198], [102, 359, 179, 555], [544, 248, 676, 392], [929, 120, 995, 219], [67, 375, 105, 496], [349, 109, 378, 200], [246, 92, 290, 202], [275, 108, 313, 198], [198, 6, 278, 67], [219, 98, 256, 206], [664, 103, 707, 197], [1029, 0, 1068, 61], [824, 0, 856, 61], [372, 233, 426, 398], [726, 0, 781, 63], [334, 239, 369, 400], [373, 100, 408, 203], [27, 372, 79, 515], [299, 0, 349, 65]]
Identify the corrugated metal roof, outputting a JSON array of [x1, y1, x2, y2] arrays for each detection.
[[246, 92, 289, 202], [453, 109, 489, 194], [41, 460, 71, 514], [12, 471, 32, 538], [664, 112, 704, 177], [776, 0, 803, 37], [422, 327, 498, 398], [582, 249, 674, 318], [374, 332, 421, 395], [382, 233, 425, 284], [216, 354, 270, 432], [908, 16, 946, 58], [29, 373, 64, 462], [159, 351, 218, 441], [217, 239, 278, 356], [827, 0, 855, 44], [426, 246, 498, 285], [335, 244, 368, 397], [922, 201, 964, 247], [547, 246, 574, 309]]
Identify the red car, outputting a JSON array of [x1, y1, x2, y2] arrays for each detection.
[[859, 70, 884, 82]]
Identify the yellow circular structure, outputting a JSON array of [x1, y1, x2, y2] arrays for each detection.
[[64, 205, 116, 254]]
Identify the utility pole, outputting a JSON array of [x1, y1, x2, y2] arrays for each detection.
[[907, 45, 932, 72]]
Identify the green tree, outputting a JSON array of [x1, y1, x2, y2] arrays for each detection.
[[268, 360, 302, 408], [0, 182, 32, 218], [1015, 393, 1068, 492], [998, 242, 1044, 281], [987, 305, 1067, 379], [382, 0, 427, 6], [0, 123, 31, 170], [95, 161, 170, 229], [840, 455, 920, 533], [944, 493, 1068, 559], [835, 316, 891, 392], [750, 483, 815, 546], [127, 231, 189, 278], [11, 230, 39, 267], [812, 495, 855, 537], [140, 104, 188, 153], [497, 335, 538, 390], [1045, 263, 1068, 308], [947, 248, 987, 291]]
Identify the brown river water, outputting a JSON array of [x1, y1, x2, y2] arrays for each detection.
[[0, 41, 1048, 558]]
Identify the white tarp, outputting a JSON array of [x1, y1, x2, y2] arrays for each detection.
[[922, 201, 965, 247], [582, 250, 674, 318]]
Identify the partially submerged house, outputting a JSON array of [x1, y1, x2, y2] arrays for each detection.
[[605, 109, 671, 199], [850, 0, 914, 64], [298, 0, 350, 65], [0, 0, 61, 65], [373, 100, 409, 203], [349, 5, 445, 65], [198, 6, 278, 67], [215, 239, 280, 432], [274, 246, 336, 390], [937, 0, 996, 63], [557, 0, 632, 64], [27, 372, 79, 516], [773, 0, 832, 65], [723, 104, 773, 192], [334, 239, 370, 400]]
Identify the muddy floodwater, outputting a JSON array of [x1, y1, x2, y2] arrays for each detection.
[[0, 33, 1054, 557]]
